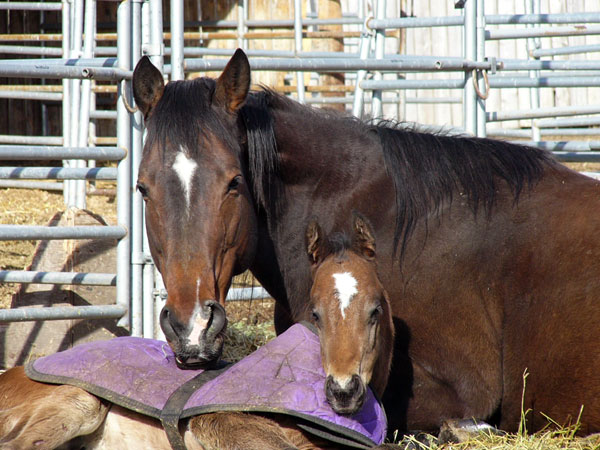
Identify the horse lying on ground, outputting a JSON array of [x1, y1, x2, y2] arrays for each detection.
[[0, 217, 392, 450], [132, 49, 600, 436]]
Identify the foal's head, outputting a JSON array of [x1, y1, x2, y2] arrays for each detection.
[[132, 51, 257, 368], [307, 215, 394, 415]]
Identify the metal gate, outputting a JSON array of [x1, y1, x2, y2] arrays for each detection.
[[0, 0, 598, 344]]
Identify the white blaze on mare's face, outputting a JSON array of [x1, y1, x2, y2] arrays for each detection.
[[188, 302, 209, 346], [332, 272, 358, 319], [187, 278, 208, 345], [172, 149, 198, 210]]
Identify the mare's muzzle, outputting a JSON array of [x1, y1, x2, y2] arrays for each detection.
[[325, 374, 366, 416], [160, 300, 227, 369]]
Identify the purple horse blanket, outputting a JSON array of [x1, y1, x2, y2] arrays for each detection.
[[26, 323, 386, 449]]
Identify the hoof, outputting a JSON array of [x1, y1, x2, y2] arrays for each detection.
[[438, 418, 504, 444]]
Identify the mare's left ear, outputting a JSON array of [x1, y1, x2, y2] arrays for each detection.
[[353, 213, 376, 260], [214, 48, 251, 114], [306, 220, 324, 266]]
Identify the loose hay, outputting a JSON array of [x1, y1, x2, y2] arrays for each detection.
[[396, 427, 600, 450]]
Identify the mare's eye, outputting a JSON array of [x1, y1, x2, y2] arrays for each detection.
[[369, 304, 383, 324], [228, 175, 242, 192], [311, 309, 321, 326], [137, 182, 148, 198]]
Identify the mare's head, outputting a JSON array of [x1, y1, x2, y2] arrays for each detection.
[[132, 50, 257, 368], [306, 215, 394, 415]]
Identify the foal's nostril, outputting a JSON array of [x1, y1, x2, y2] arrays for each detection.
[[325, 374, 366, 414]]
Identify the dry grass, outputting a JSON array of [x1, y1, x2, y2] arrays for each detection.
[[396, 428, 600, 450]]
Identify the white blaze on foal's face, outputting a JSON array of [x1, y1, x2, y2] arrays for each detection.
[[332, 272, 358, 319], [172, 148, 198, 210]]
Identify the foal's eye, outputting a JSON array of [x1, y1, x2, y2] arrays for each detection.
[[136, 182, 148, 198], [369, 304, 383, 324], [227, 176, 242, 192]]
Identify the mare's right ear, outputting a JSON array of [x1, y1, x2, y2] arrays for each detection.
[[132, 56, 165, 119], [306, 220, 324, 266]]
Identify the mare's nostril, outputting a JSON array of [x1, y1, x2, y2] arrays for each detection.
[[204, 300, 227, 340], [159, 306, 178, 341]]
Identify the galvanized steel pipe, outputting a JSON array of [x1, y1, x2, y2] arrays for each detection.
[[0, 305, 127, 322], [0, 270, 116, 285], [0, 224, 126, 240]]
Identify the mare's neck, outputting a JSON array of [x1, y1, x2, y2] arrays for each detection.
[[270, 105, 377, 185]]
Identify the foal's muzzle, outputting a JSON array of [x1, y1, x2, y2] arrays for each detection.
[[160, 300, 227, 369], [325, 374, 366, 416]]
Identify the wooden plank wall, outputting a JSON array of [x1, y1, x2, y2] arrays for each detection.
[[400, 0, 600, 129]]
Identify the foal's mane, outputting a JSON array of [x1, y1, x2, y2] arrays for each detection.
[[240, 88, 556, 256], [319, 232, 354, 263]]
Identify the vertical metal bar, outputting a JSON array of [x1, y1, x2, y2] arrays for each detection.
[[142, 0, 163, 339], [371, 0, 386, 118], [294, 0, 306, 103], [170, 0, 184, 81], [475, 0, 486, 137], [68, 0, 83, 207], [242, 0, 248, 49], [148, 0, 164, 69], [130, 0, 143, 337], [526, 0, 541, 141], [116, 0, 132, 328], [61, 0, 71, 206], [352, 27, 372, 118], [76, 0, 96, 209], [463, 0, 477, 135], [237, 0, 247, 49]]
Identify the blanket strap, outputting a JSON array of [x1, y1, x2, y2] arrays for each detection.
[[160, 362, 231, 450]]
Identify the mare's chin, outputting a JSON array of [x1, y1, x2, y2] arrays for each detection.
[[174, 351, 222, 370], [170, 333, 226, 370]]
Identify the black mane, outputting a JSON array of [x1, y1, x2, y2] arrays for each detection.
[[370, 121, 555, 255], [155, 83, 555, 258]]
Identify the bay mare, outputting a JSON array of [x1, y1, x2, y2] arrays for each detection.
[[133, 50, 600, 436]]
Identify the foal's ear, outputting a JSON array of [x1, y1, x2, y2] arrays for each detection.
[[132, 56, 165, 119], [306, 220, 324, 266], [214, 48, 251, 114], [353, 213, 376, 260]]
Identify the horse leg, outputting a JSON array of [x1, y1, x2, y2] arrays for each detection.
[[188, 411, 334, 450], [0, 367, 108, 450]]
